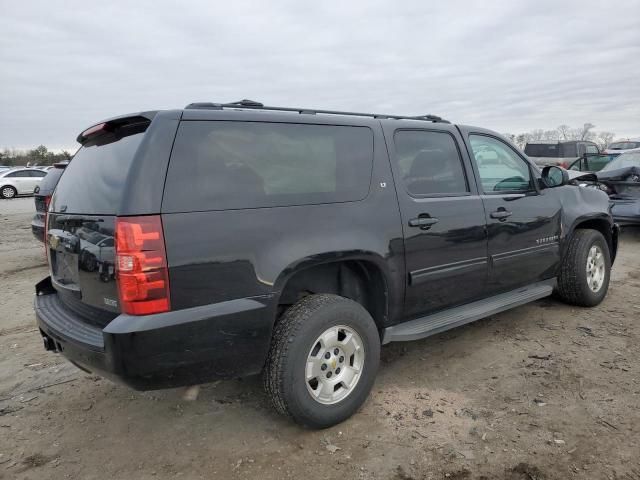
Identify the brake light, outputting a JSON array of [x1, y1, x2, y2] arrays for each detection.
[[81, 122, 107, 138], [115, 215, 170, 315]]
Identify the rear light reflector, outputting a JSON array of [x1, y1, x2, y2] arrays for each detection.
[[115, 215, 170, 315]]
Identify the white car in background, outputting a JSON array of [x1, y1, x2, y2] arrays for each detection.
[[0, 168, 48, 199]]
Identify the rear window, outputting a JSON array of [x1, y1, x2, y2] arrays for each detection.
[[52, 131, 144, 214], [163, 121, 374, 212], [524, 143, 576, 157], [608, 142, 640, 150], [38, 168, 65, 194]]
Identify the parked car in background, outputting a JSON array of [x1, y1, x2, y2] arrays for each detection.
[[0, 167, 47, 199], [524, 140, 600, 168], [31, 162, 68, 241], [596, 148, 640, 226], [603, 139, 640, 156], [34, 101, 618, 428], [568, 153, 616, 172]]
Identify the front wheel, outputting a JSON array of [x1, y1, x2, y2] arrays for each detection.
[[263, 294, 380, 428], [556, 229, 611, 307]]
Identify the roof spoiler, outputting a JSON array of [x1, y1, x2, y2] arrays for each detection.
[[76, 112, 157, 145]]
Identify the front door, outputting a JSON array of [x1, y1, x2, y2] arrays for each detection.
[[464, 132, 562, 293], [385, 125, 488, 319]]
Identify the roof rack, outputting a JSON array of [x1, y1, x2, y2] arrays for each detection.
[[184, 99, 450, 124]]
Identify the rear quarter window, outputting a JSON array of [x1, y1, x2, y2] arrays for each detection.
[[162, 121, 374, 212]]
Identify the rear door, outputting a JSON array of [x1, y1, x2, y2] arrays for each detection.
[[462, 131, 562, 294], [384, 124, 488, 318], [5, 170, 31, 193], [47, 122, 148, 325]]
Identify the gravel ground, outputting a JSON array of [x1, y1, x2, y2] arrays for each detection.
[[0, 197, 639, 480]]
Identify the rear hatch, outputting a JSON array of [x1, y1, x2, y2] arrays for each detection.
[[47, 118, 150, 327]]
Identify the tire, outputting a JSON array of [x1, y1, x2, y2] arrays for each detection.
[[264, 294, 380, 428], [556, 229, 611, 307], [1, 185, 17, 199]]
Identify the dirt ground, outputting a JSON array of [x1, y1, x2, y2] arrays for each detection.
[[0, 197, 639, 480]]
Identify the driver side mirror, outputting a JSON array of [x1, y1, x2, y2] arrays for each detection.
[[541, 166, 569, 188]]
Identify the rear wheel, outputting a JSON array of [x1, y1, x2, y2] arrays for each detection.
[[264, 294, 380, 428], [1, 186, 17, 199], [556, 229, 611, 307]]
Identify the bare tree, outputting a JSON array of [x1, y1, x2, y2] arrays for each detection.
[[576, 123, 596, 141], [594, 131, 615, 150], [557, 125, 571, 140]]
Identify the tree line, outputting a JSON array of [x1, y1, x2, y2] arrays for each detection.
[[0, 145, 73, 167], [504, 123, 615, 150]]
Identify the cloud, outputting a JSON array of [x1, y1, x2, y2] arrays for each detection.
[[1, 0, 639, 149]]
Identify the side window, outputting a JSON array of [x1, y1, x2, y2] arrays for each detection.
[[469, 135, 533, 193], [585, 144, 598, 154], [8, 170, 29, 178], [393, 130, 468, 196], [163, 121, 374, 212], [29, 170, 47, 177], [577, 144, 586, 156]]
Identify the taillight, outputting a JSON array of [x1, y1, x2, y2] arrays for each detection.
[[44, 200, 49, 264], [115, 215, 170, 315]]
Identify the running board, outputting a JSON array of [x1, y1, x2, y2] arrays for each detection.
[[381, 279, 556, 344]]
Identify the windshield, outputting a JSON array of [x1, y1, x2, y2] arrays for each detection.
[[601, 151, 640, 171]]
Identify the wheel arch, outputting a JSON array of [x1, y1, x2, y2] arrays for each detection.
[[566, 214, 617, 262], [273, 253, 391, 331]]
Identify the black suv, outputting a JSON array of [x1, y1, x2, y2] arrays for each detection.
[[35, 101, 618, 428]]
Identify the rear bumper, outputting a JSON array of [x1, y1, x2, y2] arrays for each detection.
[[34, 277, 275, 390], [610, 198, 640, 225]]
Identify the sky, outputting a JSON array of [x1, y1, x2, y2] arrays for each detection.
[[1, 0, 639, 151]]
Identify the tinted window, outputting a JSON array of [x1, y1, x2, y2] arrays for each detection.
[[37, 168, 65, 194], [28, 170, 47, 177], [52, 131, 144, 214], [393, 130, 468, 196], [470, 135, 533, 193], [8, 170, 30, 177], [525, 143, 578, 157], [524, 143, 559, 157], [163, 121, 374, 212]]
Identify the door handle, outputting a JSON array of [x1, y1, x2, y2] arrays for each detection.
[[490, 209, 512, 221], [409, 216, 439, 229]]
